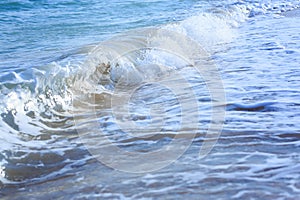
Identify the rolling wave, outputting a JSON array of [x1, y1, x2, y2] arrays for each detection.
[[0, 0, 300, 187]]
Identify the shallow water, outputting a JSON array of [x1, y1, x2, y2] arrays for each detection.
[[1, 0, 300, 199]]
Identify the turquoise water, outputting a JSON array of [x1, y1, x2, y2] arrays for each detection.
[[1, 0, 300, 199], [0, 0, 198, 68]]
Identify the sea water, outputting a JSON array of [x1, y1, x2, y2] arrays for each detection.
[[1, 0, 300, 199]]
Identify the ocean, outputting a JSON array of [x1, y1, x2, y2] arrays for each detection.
[[1, 0, 300, 199]]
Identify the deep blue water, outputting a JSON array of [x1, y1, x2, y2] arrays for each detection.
[[1, 0, 300, 199]]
